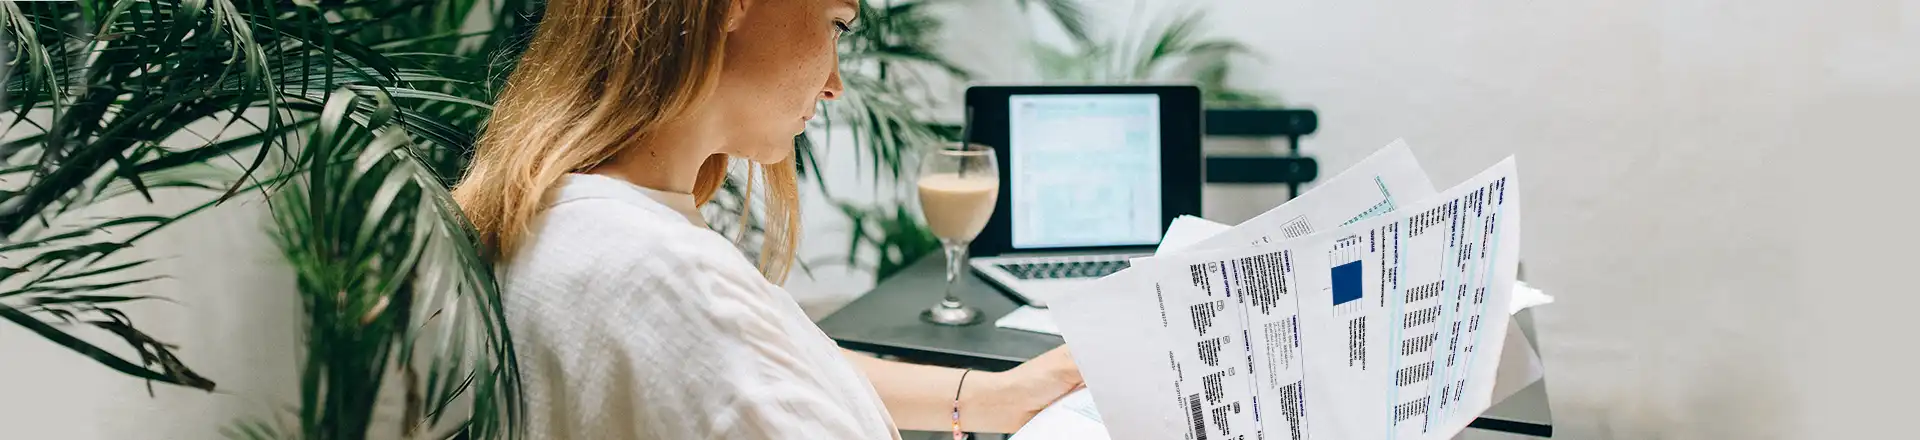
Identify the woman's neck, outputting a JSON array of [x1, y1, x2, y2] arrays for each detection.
[[591, 112, 726, 194]]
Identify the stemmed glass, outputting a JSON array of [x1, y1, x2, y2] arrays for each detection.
[[915, 143, 1000, 326]]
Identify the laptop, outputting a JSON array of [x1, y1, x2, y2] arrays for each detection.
[[962, 85, 1204, 308]]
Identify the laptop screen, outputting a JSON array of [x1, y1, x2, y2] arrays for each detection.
[[1007, 94, 1165, 249]]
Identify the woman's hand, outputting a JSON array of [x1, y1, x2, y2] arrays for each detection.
[[965, 345, 1085, 432]]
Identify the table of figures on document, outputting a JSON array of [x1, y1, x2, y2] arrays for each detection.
[[1294, 165, 1518, 440]]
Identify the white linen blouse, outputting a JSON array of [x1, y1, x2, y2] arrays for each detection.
[[499, 173, 901, 439]]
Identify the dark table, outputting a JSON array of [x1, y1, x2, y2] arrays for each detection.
[[817, 254, 1062, 372], [818, 256, 1555, 438]]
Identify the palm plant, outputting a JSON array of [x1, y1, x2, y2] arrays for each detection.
[[236, 89, 516, 440], [1033, 5, 1273, 106], [1, 0, 1104, 436], [2, 0, 532, 437]]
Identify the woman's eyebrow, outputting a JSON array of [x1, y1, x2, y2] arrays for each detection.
[[841, 0, 862, 20]]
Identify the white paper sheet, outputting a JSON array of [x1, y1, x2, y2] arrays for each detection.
[[1139, 248, 1287, 440], [1151, 139, 1441, 440], [1045, 140, 1449, 440], [1050, 269, 1185, 440], [1157, 215, 1233, 255], [996, 306, 1060, 335], [1286, 157, 1520, 440]]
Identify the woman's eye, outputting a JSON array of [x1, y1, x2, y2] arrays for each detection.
[[833, 21, 852, 37]]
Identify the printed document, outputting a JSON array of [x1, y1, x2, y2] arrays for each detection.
[[1127, 158, 1520, 440], [1046, 140, 1445, 440], [1042, 142, 1522, 440]]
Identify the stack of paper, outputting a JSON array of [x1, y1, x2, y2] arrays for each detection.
[[1022, 140, 1526, 440]]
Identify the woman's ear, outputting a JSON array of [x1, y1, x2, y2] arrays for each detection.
[[726, 0, 752, 32]]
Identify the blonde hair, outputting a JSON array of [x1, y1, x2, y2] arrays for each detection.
[[454, 0, 801, 282]]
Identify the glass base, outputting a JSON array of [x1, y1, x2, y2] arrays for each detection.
[[920, 300, 981, 326]]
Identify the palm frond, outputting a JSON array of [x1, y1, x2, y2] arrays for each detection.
[[827, 201, 938, 280], [259, 88, 519, 439], [1016, 0, 1092, 46], [1026, 6, 1273, 106], [6, 0, 530, 436]]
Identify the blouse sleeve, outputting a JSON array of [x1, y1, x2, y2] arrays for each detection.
[[527, 241, 882, 439]]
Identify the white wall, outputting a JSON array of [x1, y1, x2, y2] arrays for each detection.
[[0, 189, 301, 438]]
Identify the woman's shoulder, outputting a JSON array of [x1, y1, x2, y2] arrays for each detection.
[[501, 196, 767, 301], [501, 197, 798, 351], [513, 197, 736, 271]]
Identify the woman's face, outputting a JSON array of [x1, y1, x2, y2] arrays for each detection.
[[713, 0, 855, 164]]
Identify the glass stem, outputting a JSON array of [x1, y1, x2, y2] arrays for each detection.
[[942, 239, 967, 304]]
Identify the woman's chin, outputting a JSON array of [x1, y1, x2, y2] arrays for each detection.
[[742, 146, 794, 165]]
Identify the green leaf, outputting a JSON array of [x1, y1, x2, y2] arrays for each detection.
[[22, 294, 174, 308], [31, 258, 159, 285], [1019, 0, 1093, 46], [0, 304, 215, 390], [6, 276, 167, 298]]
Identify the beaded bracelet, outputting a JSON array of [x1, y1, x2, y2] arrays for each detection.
[[951, 369, 973, 440]]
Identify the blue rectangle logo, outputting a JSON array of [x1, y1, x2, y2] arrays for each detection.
[[1332, 261, 1363, 305]]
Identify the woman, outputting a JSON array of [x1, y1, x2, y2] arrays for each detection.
[[452, 0, 1084, 438]]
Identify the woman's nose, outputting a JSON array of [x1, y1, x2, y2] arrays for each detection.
[[820, 68, 845, 101]]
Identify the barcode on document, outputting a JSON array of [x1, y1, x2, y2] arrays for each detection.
[[1189, 394, 1207, 440]]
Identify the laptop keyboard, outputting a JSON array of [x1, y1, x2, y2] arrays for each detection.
[[996, 260, 1132, 280]]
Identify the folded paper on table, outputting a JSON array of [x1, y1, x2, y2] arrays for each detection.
[[1027, 141, 1539, 440], [996, 305, 1061, 335]]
